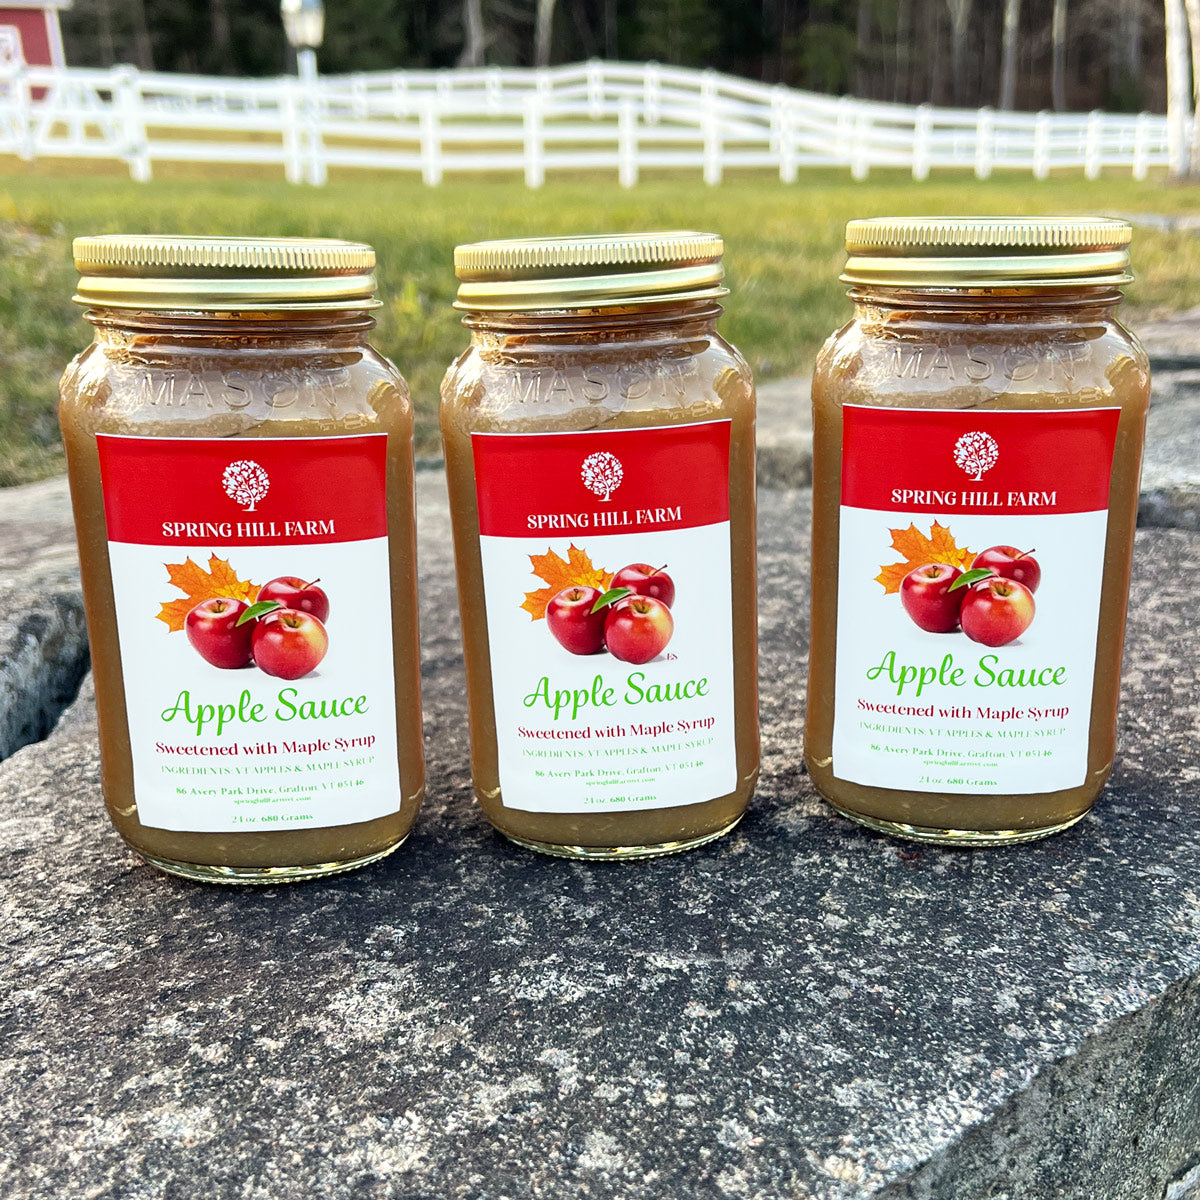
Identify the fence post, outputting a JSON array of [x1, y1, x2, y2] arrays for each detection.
[[852, 108, 871, 179], [1132, 111, 1151, 181], [835, 94, 852, 169], [974, 106, 994, 179], [11, 65, 34, 161], [912, 103, 932, 180], [1033, 111, 1050, 179], [1084, 110, 1103, 180], [701, 71, 722, 185], [773, 86, 797, 183], [420, 100, 442, 185], [524, 93, 544, 187], [644, 61, 660, 125], [587, 59, 603, 119], [282, 78, 304, 184], [618, 97, 637, 187], [114, 65, 151, 182], [306, 78, 327, 186]]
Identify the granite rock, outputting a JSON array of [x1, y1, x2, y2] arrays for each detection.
[[1139, 367, 1200, 531], [754, 375, 813, 490], [0, 474, 88, 759], [2, 477, 1200, 1200]]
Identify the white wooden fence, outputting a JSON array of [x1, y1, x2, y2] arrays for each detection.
[[0, 59, 1176, 186]]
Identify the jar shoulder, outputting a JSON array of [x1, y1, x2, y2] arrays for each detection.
[[59, 336, 412, 437], [440, 333, 754, 433], [813, 315, 1150, 411]]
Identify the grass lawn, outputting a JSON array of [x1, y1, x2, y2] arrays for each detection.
[[2, 164, 1199, 486]]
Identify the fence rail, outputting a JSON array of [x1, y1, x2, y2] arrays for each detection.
[[0, 59, 1177, 186]]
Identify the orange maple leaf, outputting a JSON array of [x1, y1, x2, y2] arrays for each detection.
[[875, 522, 976, 594], [520, 544, 613, 621], [156, 554, 261, 632]]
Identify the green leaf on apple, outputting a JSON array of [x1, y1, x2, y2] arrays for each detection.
[[590, 587, 633, 614], [948, 567, 996, 593], [236, 599, 284, 626]]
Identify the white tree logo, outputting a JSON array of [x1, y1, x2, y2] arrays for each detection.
[[580, 451, 624, 502], [222, 459, 270, 511], [953, 431, 999, 481]]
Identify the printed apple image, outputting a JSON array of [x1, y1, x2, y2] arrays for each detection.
[[899, 563, 965, 633], [252, 608, 330, 679], [258, 576, 330, 623], [185, 598, 255, 669], [960, 577, 1036, 647], [971, 546, 1041, 593], [611, 563, 676, 609], [604, 596, 674, 664], [546, 586, 608, 655]]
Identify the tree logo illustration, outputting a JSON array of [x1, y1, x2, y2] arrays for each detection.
[[222, 459, 270, 512], [953, 432, 999, 481], [580, 451, 624, 502]]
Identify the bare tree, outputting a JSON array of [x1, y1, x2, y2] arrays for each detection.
[[1166, 0, 1192, 176], [1121, 0, 1142, 78], [945, 0, 972, 105], [459, 0, 486, 67], [209, 0, 231, 65], [534, 0, 557, 66], [1051, 0, 1067, 109], [893, 0, 912, 101], [999, 0, 1021, 108], [855, 0, 872, 95], [129, 0, 155, 70], [1185, 0, 1200, 172]]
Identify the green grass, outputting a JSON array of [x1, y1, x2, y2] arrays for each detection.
[[2, 164, 1200, 486]]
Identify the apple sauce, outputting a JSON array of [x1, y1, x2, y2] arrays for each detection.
[[59, 237, 425, 882], [805, 217, 1151, 844], [442, 233, 760, 858]]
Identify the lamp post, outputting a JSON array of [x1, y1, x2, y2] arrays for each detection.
[[281, 0, 324, 85], [281, 0, 325, 184]]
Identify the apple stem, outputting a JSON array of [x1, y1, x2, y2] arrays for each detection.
[[1016, 550, 1036, 562], [649, 563, 668, 577], [302, 578, 321, 589]]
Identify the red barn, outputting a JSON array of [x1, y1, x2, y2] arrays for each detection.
[[0, 0, 69, 69]]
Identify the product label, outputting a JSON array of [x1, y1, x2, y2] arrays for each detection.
[[472, 421, 737, 814], [96, 434, 402, 832], [833, 405, 1121, 794]]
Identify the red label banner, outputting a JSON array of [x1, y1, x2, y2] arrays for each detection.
[[841, 405, 1121, 515], [472, 421, 732, 538], [97, 434, 389, 546]]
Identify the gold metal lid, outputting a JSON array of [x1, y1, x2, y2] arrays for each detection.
[[452, 231, 727, 311], [841, 216, 1133, 288], [73, 235, 380, 311]]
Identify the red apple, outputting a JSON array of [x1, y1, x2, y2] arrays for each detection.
[[604, 596, 674, 664], [546, 586, 608, 655], [971, 546, 1041, 594], [185, 598, 255, 669], [252, 608, 329, 679], [899, 563, 965, 633], [257, 576, 330, 623], [960, 577, 1036, 647], [611, 563, 676, 609]]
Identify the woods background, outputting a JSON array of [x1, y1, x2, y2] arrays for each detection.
[[60, 0, 1166, 115]]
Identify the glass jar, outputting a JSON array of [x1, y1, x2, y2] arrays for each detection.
[[59, 236, 425, 882], [441, 232, 759, 858], [806, 217, 1150, 845]]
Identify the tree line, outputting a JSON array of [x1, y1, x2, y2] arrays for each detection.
[[63, 0, 1167, 113]]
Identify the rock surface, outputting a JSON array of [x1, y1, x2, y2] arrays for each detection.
[[3, 473, 1200, 1199], [0, 474, 88, 759]]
